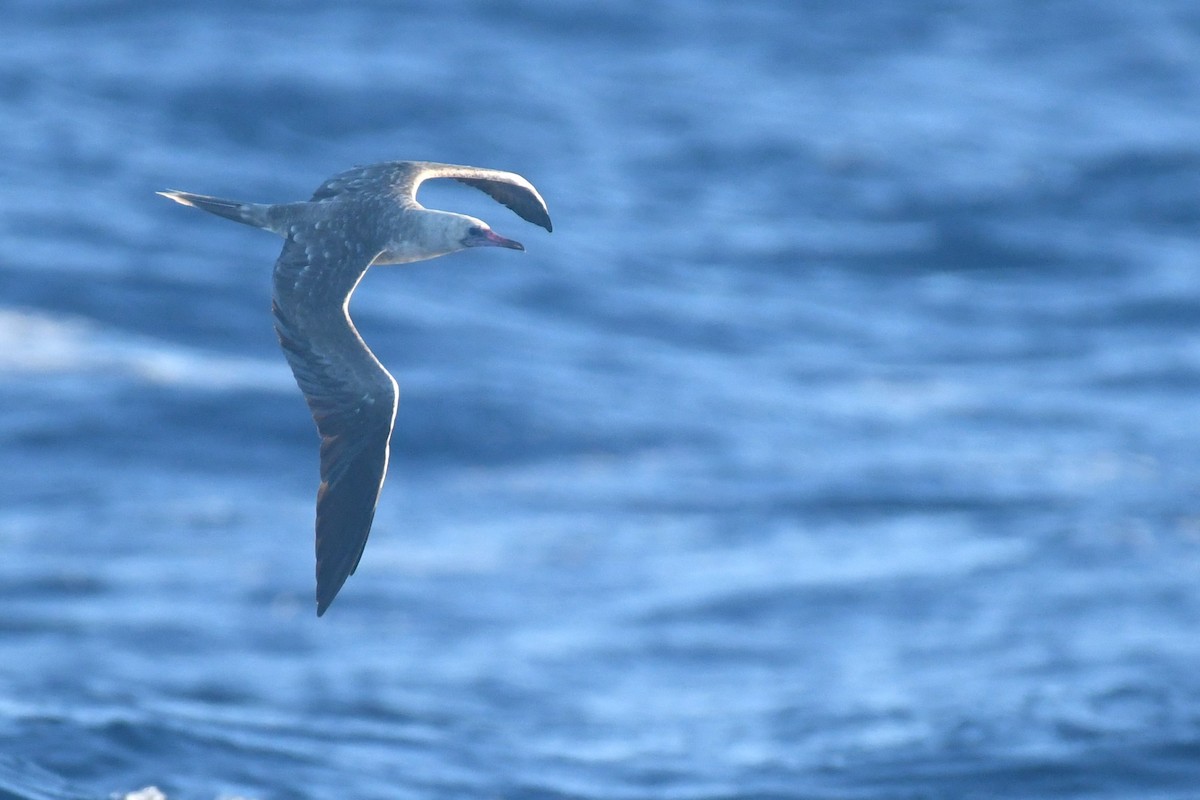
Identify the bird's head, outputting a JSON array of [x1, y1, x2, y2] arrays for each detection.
[[380, 210, 527, 265], [455, 214, 524, 252]]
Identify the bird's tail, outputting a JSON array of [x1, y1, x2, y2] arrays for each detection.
[[157, 190, 277, 232]]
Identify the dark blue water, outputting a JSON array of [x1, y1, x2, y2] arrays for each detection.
[[2, 2, 1200, 798]]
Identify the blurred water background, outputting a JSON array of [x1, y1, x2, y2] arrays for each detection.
[[1, 2, 1199, 798]]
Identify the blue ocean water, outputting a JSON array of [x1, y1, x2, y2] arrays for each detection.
[[1, 1, 1199, 798]]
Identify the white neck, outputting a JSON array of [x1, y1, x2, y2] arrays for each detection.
[[377, 209, 474, 265]]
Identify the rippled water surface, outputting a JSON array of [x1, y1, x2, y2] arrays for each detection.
[[2, 2, 1200, 799]]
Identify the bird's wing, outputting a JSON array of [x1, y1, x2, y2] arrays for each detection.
[[308, 163, 395, 202], [411, 162, 554, 232], [271, 228, 398, 616], [306, 161, 553, 232]]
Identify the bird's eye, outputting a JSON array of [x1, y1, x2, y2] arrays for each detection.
[[467, 226, 483, 236]]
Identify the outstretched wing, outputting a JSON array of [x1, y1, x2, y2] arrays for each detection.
[[307, 162, 399, 202], [411, 162, 554, 232], [306, 161, 553, 232], [271, 225, 397, 616]]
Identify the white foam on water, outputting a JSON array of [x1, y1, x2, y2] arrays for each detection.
[[0, 307, 292, 393]]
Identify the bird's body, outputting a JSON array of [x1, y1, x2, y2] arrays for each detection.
[[159, 161, 552, 615]]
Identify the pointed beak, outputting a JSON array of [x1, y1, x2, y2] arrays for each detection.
[[466, 229, 524, 251]]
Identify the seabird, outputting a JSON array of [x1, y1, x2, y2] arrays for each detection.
[[158, 161, 552, 615]]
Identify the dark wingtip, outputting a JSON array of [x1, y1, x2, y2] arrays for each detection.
[[529, 205, 552, 233], [315, 558, 351, 617], [515, 205, 552, 233], [316, 574, 335, 616], [310, 440, 388, 620]]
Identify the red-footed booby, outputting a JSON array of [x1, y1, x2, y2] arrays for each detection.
[[159, 161, 552, 615]]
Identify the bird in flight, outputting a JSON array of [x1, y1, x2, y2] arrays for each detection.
[[159, 161, 552, 615]]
